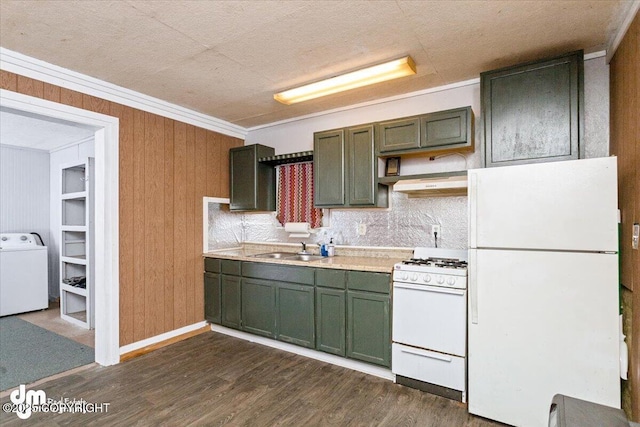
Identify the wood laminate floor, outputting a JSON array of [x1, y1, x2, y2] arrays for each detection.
[[0, 332, 505, 426]]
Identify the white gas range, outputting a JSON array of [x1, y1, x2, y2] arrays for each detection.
[[392, 247, 468, 402]]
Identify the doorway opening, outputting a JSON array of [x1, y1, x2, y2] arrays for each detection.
[[1, 89, 120, 367]]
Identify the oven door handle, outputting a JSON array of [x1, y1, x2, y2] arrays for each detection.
[[393, 282, 465, 296], [400, 347, 453, 363]]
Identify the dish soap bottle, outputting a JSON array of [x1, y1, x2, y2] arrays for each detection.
[[328, 238, 335, 257]]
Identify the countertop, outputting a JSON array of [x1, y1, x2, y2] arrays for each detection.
[[203, 243, 411, 274]]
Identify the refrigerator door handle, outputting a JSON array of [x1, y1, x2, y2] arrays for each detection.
[[469, 173, 478, 248], [469, 250, 478, 324]]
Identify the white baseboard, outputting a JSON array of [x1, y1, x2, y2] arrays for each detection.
[[119, 321, 208, 355], [209, 324, 395, 381]]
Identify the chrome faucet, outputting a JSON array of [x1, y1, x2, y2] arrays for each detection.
[[299, 242, 309, 255]]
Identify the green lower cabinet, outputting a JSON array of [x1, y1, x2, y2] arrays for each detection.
[[346, 291, 391, 367], [277, 283, 315, 348], [206, 259, 392, 368], [220, 274, 241, 329], [204, 272, 221, 324], [315, 287, 346, 356], [241, 278, 276, 338]]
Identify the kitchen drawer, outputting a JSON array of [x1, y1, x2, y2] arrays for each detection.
[[316, 268, 346, 289], [204, 257, 220, 273], [347, 271, 390, 294], [241, 262, 314, 285], [392, 343, 465, 392], [221, 259, 241, 276]]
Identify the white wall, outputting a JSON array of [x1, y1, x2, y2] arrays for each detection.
[[49, 137, 95, 298], [238, 56, 610, 249], [246, 81, 481, 153], [583, 56, 610, 158], [246, 56, 609, 162], [0, 144, 50, 241]]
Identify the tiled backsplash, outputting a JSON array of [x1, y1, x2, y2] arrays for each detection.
[[208, 190, 468, 250]]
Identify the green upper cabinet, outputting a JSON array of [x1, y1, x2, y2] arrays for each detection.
[[422, 107, 471, 149], [376, 107, 474, 156], [348, 125, 377, 206], [229, 144, 276, 211], [314, 126, 387, 208], [313, 129, 345, 206], [481, 51, 583, 167], [377, 117, 421, 152]]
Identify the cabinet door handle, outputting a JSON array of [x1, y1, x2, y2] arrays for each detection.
[[400, 348, 452, 363]]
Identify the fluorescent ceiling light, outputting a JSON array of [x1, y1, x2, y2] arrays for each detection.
[[274, 56, 416, 105]]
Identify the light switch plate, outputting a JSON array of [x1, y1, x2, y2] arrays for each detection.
[[632, 223, 639, 250]]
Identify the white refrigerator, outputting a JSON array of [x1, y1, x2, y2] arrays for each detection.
[[467, 157, 621, 427]]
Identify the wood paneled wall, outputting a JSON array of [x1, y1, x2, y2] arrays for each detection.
[[0, 70, 243, 346], [609, 10, 639, 421]]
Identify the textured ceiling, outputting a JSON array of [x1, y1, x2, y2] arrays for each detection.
[[0, 0, 633, 129], [0, 109, 96, 151]]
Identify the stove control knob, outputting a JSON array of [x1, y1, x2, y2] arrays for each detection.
[[436, 276, 445, 284], [447, 277, 456, 286], [423, 274, 431, 283], [401, 273, 409, 281], [410, 274, 418, 282]]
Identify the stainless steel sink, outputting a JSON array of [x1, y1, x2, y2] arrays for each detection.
[[250, 252, 296, 259], [250, 252, 325, 262], [286, 254, 325, 262]]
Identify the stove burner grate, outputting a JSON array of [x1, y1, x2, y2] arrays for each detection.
[[402, 257, 468, 269]]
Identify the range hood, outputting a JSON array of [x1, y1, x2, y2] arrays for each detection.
[[391, 174, 468, 198]]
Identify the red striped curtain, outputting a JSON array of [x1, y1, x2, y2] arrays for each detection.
[[277, 162, 322, 228]]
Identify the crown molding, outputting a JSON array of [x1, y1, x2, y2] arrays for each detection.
[[0, 47, 247, 139]]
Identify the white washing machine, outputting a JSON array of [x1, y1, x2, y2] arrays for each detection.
[[0, 233, 49, 316]]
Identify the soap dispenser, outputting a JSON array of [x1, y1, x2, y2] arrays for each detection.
[[328, 238, 335, 257]]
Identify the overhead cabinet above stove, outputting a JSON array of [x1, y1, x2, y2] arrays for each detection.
[[376, 106, 474, 157]]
